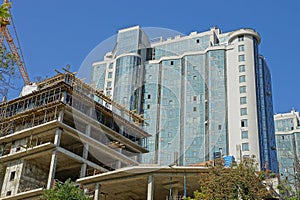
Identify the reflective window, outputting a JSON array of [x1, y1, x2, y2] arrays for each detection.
[[239, 65, 246, 72], [242, 143, 249, 151], [107, 81, 112, 88], [241, 119, 248, 127], [241, 108, 248, 116], [239, 75, 246, 83], [242, 131, 248, 139], [240, 97, 247, 104], [238, 45, 245, 52], [240, 86, 246, 93], [239, 55, 245, 62], [108, 72, 113, 79]]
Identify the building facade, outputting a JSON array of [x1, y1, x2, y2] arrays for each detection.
[[91, 26, 278, 172], [275, 110, 300, 190]]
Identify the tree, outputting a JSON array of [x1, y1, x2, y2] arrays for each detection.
[[278, 179, 300, 200], [0, 2, 17, 100], [0, 46, 16, 80], [0, 46, 17, 100], [42, 179, 90, 200], [0, 2, 10, 23], [186, 158, 274, 200], [0, 1, 16, 82], [275, 146, 300, 199]]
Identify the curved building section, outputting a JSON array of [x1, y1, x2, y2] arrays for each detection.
[[256, 55, 278, 173], [228, 28, 261, 44], [91, 26, 278, 172], [114, 54, 142, 113], [227, 30, 261, 167]]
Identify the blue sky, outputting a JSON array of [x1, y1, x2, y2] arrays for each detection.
[[7, 0, 300, 113]]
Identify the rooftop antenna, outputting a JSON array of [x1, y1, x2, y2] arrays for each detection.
[[66, 64, 71, 71]]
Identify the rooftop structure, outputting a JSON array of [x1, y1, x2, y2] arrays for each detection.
[[0, 70, 149, 199]]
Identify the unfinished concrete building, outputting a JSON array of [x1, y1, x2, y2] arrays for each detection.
[[0, 70, 149, 199], [77, 165, 209, 200]]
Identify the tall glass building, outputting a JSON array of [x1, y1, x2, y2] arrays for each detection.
[[275, 110, 300, 190], [91, 26, 278, 172]]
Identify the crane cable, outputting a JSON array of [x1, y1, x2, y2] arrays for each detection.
[[8, 5, 28, 74]]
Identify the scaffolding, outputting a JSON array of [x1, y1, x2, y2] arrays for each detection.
[[0, 70, 150, 199], [0, 69, 148, 138]]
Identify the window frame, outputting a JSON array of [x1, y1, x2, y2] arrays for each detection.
[[241, 119, 248, 127], [107, 81, 112, 88], [240, 97, 247, 105], [241, 131, 248, 139], [240, 108, 248, 116], [239, 75, 246, 83], [9, 171, 16, 181], [238, 55, 245, 62], [238, 45, 245, 52], [242, 143, 250, 151], [239, 86, 246, 93], [108, 72, 113, 79], [239, 65, 246, 72]]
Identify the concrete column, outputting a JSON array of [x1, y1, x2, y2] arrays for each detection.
[[147, 175, 154, 200], [172, 187, 178, 200], [80, 124, 90, 178], [47, 150, 58, 189], [54, 129, 62, 146], [82, 143, 89, 159], [136, 153, 142, 163], [80, 143, 89, 178], [47, 128, 61, 189], [183, 171, 187, 198], [94, 183, 100, 200], [116, 148, 122, 169], [169, 177, 172, 200], [88, 106, 93, 117], [60, 91, 66, 103], [80, 164, 87, 178], [58, 110, 64, 122], [86, 124, 91, 136]]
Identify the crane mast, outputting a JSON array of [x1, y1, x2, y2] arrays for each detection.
[[0, 0, 30, 85]]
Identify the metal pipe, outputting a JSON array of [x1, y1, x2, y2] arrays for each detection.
[[169, 176, 172, 200], [184, 171, 187, 198]]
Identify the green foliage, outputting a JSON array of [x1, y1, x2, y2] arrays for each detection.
[[0, 2, 10, 24], [0, 46, 16, 81], [42, 179, 90, 200], [278, 180, 300, 200], [0, 1, 16, 81], [186, 158, 273, 200]]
